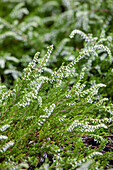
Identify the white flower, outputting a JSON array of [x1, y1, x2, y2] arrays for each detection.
[[0, 135, 8, 140], [0, 141, 14, 152], [0, 125, 10, 132]]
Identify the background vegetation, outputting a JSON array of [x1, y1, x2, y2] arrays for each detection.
[[0, 0, 113, 169]]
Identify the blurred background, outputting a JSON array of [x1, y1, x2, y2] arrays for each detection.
[[0, 0, 113, 98]]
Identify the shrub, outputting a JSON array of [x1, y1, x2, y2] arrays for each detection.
[[0, 44, 113, 169]]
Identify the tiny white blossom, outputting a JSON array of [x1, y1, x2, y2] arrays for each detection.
[[0, 135, 8, 140], [0, 125, 10, 132], [0, 141, 14, 152]]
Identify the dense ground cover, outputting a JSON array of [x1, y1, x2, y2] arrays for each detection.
[[0, 0, 113, 169]]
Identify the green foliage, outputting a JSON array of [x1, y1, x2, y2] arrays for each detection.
[[0, 44, 113, 169], [0, 0, 113, 169]]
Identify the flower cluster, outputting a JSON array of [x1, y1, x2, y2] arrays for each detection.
[[70, 29, 89, 41], [67, 120, 107, 133], [23, 45, 53, 80], [0, 135, 8, 140], [0, 125, 10, 132], [38, 103, 56, 127], [72, 152, 102, 168], [0, 141, 14, 153], [18, 76, 49, 107]]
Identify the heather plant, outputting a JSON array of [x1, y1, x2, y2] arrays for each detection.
[[0, 45, 113, 169], [0, 1, 113, 169]]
